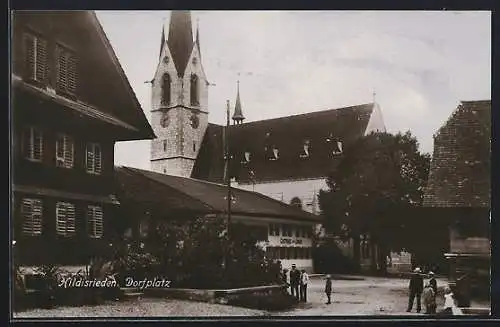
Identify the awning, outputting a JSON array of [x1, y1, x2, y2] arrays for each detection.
[[13, 185, 120, 205]]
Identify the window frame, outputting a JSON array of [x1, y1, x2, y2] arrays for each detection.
[[87, 205, 103, 239], [85, 142, 102, 175], [161, 73, 172, 106], [55, 43, 78, 95], [23, 31, 48, 83], [56, 201, 76, 237], [190, 74, 200, 106], [23, 127, 43, 162], [21, 198, 43, 236], [55, 133, 74, 168]]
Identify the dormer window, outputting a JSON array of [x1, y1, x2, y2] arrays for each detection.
[[300, 140, 310, 158]]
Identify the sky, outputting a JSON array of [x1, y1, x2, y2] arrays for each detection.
[[95, 10, 491, 170]]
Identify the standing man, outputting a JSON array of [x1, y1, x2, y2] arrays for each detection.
[[407, 267, 424, 313], [300, 269, 309, 302], [325, 275, 332, 304], [428, 271, 437, 296], [289, 264, 300, 300]]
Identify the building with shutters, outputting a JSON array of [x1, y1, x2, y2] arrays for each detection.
[[11, 11, 155, 268], [423, 100, 491, 300], [149, 11, 386, 268]]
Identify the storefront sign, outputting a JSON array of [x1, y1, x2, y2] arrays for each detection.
[[280, 238, 303, 245]]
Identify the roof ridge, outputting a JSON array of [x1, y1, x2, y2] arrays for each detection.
[[121, 166, 218, 212], [226, 102, 375, 127]]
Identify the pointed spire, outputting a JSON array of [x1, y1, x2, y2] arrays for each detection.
[[232, 80, 245, 124], [159, 20, 166, 59], [195, 17, 202, 62], [167, 10, 194, 77]]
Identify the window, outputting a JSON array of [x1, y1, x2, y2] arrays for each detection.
[[279, 247, 286, 259], [269, 223, 280, 236], [55, 134, 74, 168], [193, 141, 196, 152], [300, 140, 310, 158], [190, 74, 199, 106], [87, 205, 103, 238], [86, 143, 102, 175], [163, 140, 168, 152], [23, 127, 43, 162], [56, 202, 76, 237], [282, 224, 292, 237], [24, 32, 47, 82], [161, 73, 171, 105], [56, 44, 78, 94], [21, 198, 43, 236], [290, 197, 302, 210]]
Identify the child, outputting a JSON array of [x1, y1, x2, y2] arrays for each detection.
[[325, 275, 332, 304], [437, 287, 462, 316], [422, 283, 436, 314]]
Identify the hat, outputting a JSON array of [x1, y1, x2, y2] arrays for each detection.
[[414, 267, 422, 273], [428, 271, 435, 276], [326, 274, 331, 279], [291, 264, 296, 267]]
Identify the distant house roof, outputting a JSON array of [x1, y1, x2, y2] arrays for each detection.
[[192, 103, 376, 183], [115, 166, 322, 222], [423, 100, 491, 208]]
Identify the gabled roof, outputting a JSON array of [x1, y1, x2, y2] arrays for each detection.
[[87, 12, 156, 140], [192, 103, 375, 183], [115, 166, 321, 222], [423, 100, 491, 208]]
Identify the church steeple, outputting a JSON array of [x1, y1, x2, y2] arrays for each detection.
[[232, 80, 245, 125], [166, 10, 194, 77]]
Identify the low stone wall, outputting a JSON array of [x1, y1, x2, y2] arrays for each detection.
[[143, 284, 288, 304]]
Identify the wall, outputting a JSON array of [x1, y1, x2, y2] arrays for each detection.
[[236, 178, 327, 215]]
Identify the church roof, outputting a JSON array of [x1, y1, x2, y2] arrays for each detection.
[[423, 100, 491, 208], [192, 103, 376, 183], [166, 10, 195, 77], [115, 166, 321, 222]]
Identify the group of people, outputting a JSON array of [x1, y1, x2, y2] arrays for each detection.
[[281, 264, 310, 302], [407, 267, 460, 315]]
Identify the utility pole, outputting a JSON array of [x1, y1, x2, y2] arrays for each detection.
[[224, 99, 232, 269]]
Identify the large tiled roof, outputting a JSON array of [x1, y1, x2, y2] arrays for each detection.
[[423, 100, 491, 208], [192, 103, 376, 183], [115, 166, 322, 222]]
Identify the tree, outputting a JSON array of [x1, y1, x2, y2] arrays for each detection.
[[318, 131, 431, 273]]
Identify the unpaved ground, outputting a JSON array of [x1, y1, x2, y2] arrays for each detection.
[[13, 275, 489, 318]]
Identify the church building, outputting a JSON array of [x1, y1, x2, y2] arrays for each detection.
[[149, 11, 387, 268]]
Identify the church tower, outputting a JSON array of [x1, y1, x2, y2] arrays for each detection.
[[150, 11, 209, 177]]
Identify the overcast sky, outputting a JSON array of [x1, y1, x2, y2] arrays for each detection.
[[95, 10, 491, 170]]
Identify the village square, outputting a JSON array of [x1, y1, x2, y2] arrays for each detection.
[[11, 10, 491, 318]]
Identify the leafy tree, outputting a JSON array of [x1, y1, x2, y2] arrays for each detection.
[[319, 131, 430, 273]]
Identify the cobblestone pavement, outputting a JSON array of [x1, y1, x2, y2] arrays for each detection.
[[15, 275, 484, 318]]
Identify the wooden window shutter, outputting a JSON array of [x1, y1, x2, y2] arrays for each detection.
[[56, 45, 68, 91], [26, 127, 43, 161], [24, 34, 36, 80], [94, 144, 102, 174], [35, 37, 48, 82], [86, 143, 95, 173], [67, 53, 78, 94], [21, 198, 43, 236], [86, 143, 101, 175], [56, 202, 76, 236], [87, 205, 103, 238], [56, 134, 74, 168]]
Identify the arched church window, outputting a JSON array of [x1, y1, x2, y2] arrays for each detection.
[[161, 73, 171, 105], [190, 74, 199, 106], [290, 197, 303, 209]]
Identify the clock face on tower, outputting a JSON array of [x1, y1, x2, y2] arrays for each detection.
[[190, 114, 200, 129], [161, 112, 170, 128]]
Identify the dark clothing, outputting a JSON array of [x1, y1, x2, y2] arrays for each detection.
[[325, 279, 332, 304], [429, 278, 437, 295], [426, 304, 436, 314], [290, 269, 301, 285], [407, 290, 422, 312], [437, 307, 453, 316], [300, 284, 308, 302], [409, 273, 424, 293], [325, 279, 332, 293], [289, 269, 301, 300]]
